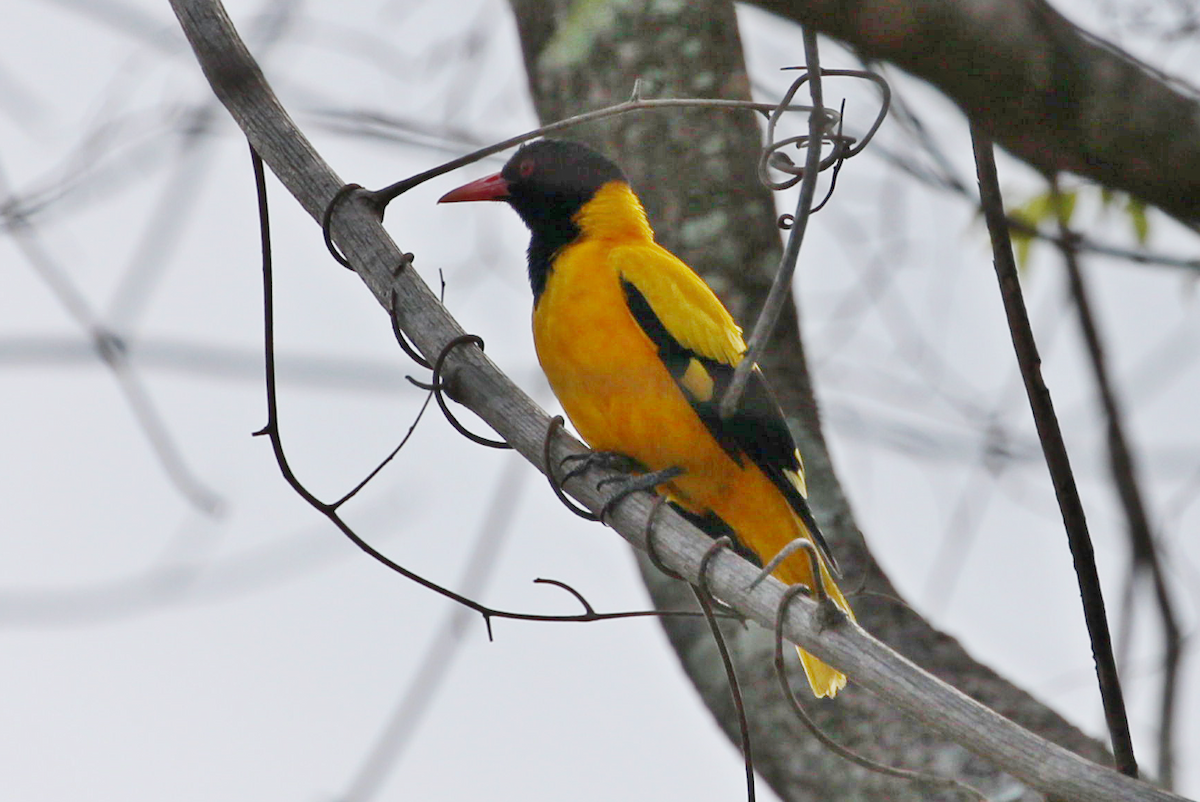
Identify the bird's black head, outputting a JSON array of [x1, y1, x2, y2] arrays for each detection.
[[440, 139, 626, 301], [497, 139, 626, 231]]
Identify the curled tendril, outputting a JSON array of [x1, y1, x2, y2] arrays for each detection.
[[695, 536, 734, 599], [388, 288, 432, 369], [641, 495, 685, 580], [757, 67, 889, 194], [542, 416, 600, 521], [409, 334, 512, 449], [322, 183, 365, 269]]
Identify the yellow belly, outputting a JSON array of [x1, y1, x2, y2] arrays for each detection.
[[532, 240, 807, 577]]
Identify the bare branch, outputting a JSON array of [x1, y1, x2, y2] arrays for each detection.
[[971, 123, 1137, 777]]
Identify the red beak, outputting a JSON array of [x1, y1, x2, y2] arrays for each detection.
[[438, 172, 511, 203]]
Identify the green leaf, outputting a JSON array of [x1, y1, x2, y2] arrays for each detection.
[[1052, 189, 1077, 227], [1012, 230, 1034, 270], [1007, 191, 1054, 270], [1126, 197, 1150, 244], [1011, 192, 1052, 228]]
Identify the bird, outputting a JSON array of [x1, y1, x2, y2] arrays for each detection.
[[440, 138, 853, 697]]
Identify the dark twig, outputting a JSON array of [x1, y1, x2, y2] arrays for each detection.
[[534, 577, 598, 617], [529, 577, 737, 624], [331, 389, 434, 510], [806, 100, 848, 216], [1052, 182, 1182, 787], [319, 95, 836, 267], [748, 535, 829, 591], [695, 536, 735, 599], [323, 182, 363, 269], [691, 584, 756, 802], [969, 124, 1138, 777], [367, 99, 823, 207]]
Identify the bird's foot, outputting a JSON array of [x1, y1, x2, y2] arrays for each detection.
[[596, 465, 685, 523], [544, 434, 684, 523], [561, 461, 686, 523], [559, 450, 645, 485]]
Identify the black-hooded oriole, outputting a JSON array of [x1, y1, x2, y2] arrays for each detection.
[[440, 139, 853, 697]]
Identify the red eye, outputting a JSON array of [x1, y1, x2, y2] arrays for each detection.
[[518, 159, 535, 178]]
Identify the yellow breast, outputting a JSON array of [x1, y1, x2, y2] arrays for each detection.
[[533, 238, 671, 455]]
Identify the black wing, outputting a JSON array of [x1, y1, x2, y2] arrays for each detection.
[[621, 279, 838, 572]]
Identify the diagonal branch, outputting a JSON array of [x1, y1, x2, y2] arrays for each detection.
[[1052, 183, 1184, 788], [971, 124, 1136, 777]]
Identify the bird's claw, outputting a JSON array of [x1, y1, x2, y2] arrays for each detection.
[[559, 450, 645, 485], [597, 465, 685, 523]]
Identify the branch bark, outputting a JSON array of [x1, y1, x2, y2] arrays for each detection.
[[170, 1, 1188, 800], [752, 0, 1200, 228]]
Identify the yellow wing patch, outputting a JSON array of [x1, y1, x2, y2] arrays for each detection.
[[679, 358, 715, 402], [610, 243, 746, 367], [784, 459, 807, 498]]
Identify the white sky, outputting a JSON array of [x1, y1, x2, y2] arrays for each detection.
[[2, 1, 1198, 800]]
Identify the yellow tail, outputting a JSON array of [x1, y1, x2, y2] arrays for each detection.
[[799, 647, 847, 698], [786, 552, 855, 698]]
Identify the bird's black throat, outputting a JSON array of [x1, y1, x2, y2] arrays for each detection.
[[525, 218, 580, 305]]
